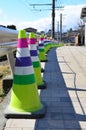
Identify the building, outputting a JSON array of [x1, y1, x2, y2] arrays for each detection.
[[24, 27, 37, 33], [81, 7, 86, 46]]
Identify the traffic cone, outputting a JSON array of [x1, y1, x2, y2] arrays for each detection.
[[38, 34, 47, 62], [4, 30, 46, 118], [44, 36, 50, 53], [35, 34, 44, 73], [28, 32, 46, 89]]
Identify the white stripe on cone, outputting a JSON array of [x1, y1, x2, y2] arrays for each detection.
[[39, 41, 43, 44], [39, 46, 44, 49], [14, 66, 34, 75], [29, 44, 37, 50], [16, 48, 30, 57], [31, 56, 39, 62]]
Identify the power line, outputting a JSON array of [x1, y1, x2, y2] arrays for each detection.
[[30, 3, 52, 6], [29, 1, 56, 39], [20, 0, 63, 39], [31, 9, 52, 12], [31, 6, 64, 12]]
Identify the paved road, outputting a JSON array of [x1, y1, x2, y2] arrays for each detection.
[[3, 46, 86, 130]]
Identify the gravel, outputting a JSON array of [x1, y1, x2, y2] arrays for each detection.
[[0, 90, 11, 130]]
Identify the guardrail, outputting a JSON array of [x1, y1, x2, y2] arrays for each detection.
[[0, 41, 17, 75]]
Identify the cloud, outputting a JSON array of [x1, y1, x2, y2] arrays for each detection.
[[0, 9, 3, 15], [55, 4, 86, 31], [0, 9, 7, 20], [0, 4, 86, 32], [16, 4, 86, 32], [16, 17, 51, 32]]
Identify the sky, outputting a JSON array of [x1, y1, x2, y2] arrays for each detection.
[[0, 0, 86, 32]]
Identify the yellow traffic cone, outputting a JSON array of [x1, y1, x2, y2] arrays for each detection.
[[35, 34, 44, 73], [39, 35, 47, 62], [28, 32, 46, 89]]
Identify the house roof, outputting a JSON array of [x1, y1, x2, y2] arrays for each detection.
[[24, 27, 37, 33]]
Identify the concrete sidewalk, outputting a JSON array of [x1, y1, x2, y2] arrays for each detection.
[[3, 46, 86, 130]]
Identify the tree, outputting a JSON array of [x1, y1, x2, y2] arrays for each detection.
[[76, 20, 85, 45], [7, 25, 17, 30]]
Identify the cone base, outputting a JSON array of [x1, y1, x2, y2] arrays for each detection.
[[38, 81, 47, 89], [41, 68, 44, 73], [46, 49, 50, 54], [41, 59, 48, 62], [4, 103, 46, 119]]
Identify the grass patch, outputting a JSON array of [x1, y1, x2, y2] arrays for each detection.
[[0, 62, 11, 102]]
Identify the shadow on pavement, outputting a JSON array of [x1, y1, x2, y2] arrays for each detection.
[[34, 47, 86, 130]]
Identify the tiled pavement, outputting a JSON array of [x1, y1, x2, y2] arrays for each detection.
[[2, 46, 86, 130]]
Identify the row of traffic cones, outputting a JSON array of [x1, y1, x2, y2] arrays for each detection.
[[4, 29, 58, 119], [43, 36, 60, 53], [4, 30, 47, 119], [28, 33, 46, 89]]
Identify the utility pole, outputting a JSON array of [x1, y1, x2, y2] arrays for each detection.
[[60, 13, 62, 42], [57, 21, 59, 43], [51, 0, 55, 39], [30, 1, 63, 40]]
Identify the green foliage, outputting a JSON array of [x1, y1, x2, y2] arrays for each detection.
[[7, 25, 17, 30]]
